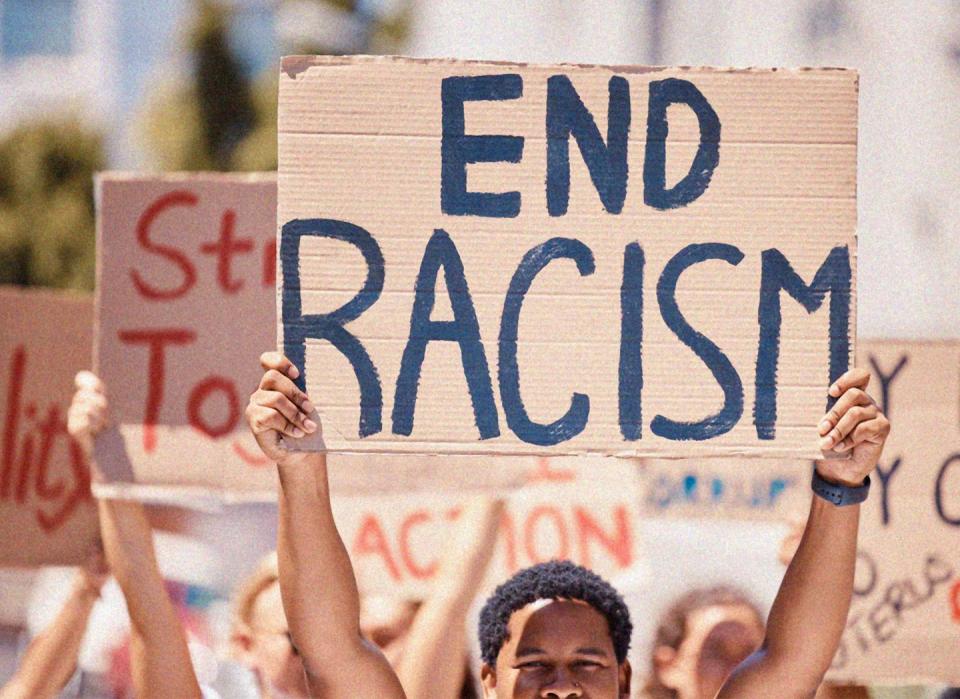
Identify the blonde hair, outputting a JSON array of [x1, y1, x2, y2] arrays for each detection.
[[230, 551, 280, 656]]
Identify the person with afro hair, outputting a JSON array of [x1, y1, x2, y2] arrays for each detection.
[[477, 560, 633, 697], [246, 353, 890, 699]]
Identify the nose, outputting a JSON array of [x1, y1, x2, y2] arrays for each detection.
[[540, 672, 583, 699]]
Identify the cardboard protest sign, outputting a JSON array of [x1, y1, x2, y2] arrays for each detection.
[[0, 286, 99, 565], [332, 457, 643, 598], [278, 56, 858, 459], [96, 173, 281, 498], [826, 341, 960, 684]]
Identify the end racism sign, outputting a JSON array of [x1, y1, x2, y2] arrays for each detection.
[[0, 287, 98, 565], [278, 57, 858, 458]]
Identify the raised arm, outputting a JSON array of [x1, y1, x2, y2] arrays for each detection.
[[0, 552, 107, 699], [719, 368, 889, 699], [246, 352, 405, 699], [67, 373, 202, 699], [396, 496, 503, 699]]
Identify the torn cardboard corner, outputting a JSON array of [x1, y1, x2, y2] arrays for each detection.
[[277, 56, 858, 459], [0, 286, 99, 566]]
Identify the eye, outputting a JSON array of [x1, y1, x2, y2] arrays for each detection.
[[515, 661, 549, 670], [572, 659, 604, 670]]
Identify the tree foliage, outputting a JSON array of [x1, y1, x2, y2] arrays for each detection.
[[0, 119, 103, 290], [140, 0, 409, 173]]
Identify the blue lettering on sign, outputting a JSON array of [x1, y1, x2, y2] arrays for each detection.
[[546, 75, 631, 216], [280, 219, 384, 437], [441, 74, 524, 218], [499, 238, 595, 446], [647, 471, 798, 511], [619, 242, 644, 440], [392, 229, 499, 439], [643, 78, 721, 210], [754, 246, 852, 439], [651, 243, 745, 440]]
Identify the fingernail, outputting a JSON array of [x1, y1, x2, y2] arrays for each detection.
[[833, 440, 846, 452], [303, 419, 317, 433], [818, 419, 831, 433], [819, 436, 833, 450], [292, 427, 304, 438], [302, 400, 315, 414], [288, 365, 300, 379], [829, 385, 840, 397]]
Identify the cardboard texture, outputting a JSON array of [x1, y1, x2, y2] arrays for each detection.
[[0, 286, 99, 566], [96, 173, 281, 498], [277, 56, 858, 458], [332, 456, 643, 597], [825, 341, 960, 684]]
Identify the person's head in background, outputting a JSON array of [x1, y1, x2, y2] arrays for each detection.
[[358, 594, 419, 666], [231, 552, 309, 699], [231, 553, 440, 698], [478, 560, 633, 698], [643, 586, 765, 699]]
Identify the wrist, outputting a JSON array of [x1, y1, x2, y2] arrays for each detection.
[[811, 468, 870, 506], [814, 466, 868, 488]]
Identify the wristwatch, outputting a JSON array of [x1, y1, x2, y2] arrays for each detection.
[[811, 468, 871, 506]]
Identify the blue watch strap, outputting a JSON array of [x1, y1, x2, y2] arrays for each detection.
[[811, 469, 870, 506]]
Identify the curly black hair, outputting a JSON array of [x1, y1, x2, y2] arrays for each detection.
[[478, 560, 632, 665]]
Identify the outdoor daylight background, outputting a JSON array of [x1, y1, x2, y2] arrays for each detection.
[[0, 2, 957, 698]]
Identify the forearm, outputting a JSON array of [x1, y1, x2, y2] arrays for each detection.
[[0, 580, 98, 699], [276, 452, 365, 662], [763, 496, 859, 690], [97, 498, 177, 638], [97, 498, 200, 698], [397, 498, 500, 699]]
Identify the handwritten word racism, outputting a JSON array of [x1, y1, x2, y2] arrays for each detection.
[[281, 72, 852, 446]]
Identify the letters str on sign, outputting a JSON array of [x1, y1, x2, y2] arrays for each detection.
[[0, 286, 98, 565], [96, 173, 280, 498], [277, 56, 858, 458]]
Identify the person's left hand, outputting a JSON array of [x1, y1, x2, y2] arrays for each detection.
[[815, 368, 890, 487]]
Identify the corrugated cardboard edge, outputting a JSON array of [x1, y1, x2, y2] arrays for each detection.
[[91, 481, 277, 509], [280, 54, 857, 79]]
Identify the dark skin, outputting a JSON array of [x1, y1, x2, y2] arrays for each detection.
[[247, 356, 888, 699], [481, 598, 631, 698]]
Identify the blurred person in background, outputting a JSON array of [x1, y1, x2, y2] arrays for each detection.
[[68, 371, 208, 698], [230, 498, 502, 699], [0, 549, 109, 699], [640, 586, 766, 699]]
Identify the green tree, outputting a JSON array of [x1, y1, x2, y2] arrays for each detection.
[[140, 0, 409, 172], [0, 119, 103, 290]]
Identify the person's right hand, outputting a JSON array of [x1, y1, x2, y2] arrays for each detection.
[[245, 352, 320, 464], [67, 371, 109, 460]]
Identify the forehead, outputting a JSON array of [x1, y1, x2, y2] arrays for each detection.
[[500, 598, 614, 657]]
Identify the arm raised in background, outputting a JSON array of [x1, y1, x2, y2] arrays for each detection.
[[246, 352, 406, 699], [0, 551, 108, 699], [718, 368, 889, 699], [397, 496, 503, 699], [67, 372, 202, 699]]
